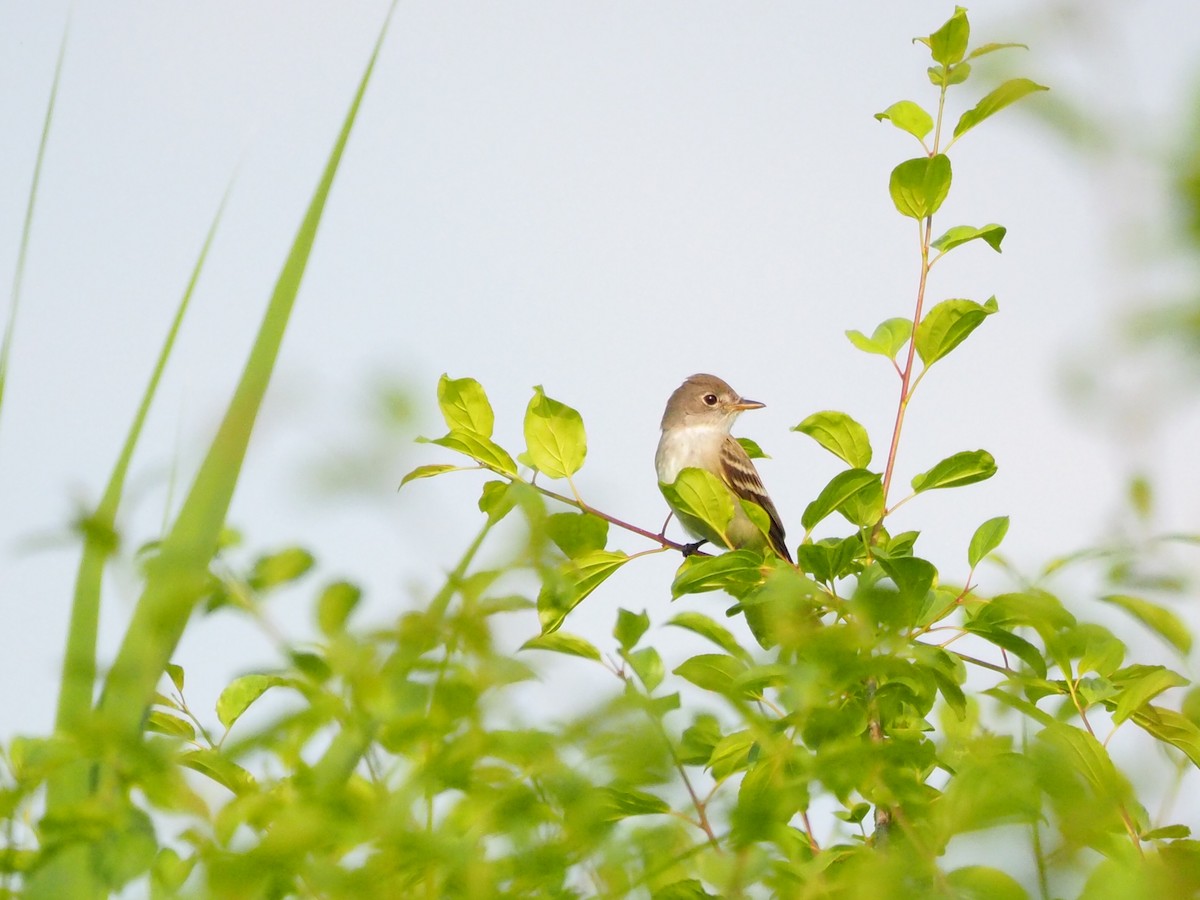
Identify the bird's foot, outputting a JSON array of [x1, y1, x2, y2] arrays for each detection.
[[681, 540, 708, 557]]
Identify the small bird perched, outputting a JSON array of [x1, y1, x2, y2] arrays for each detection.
[[655, 373, 792, 562]]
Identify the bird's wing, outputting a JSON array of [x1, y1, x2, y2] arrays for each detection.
[[719, 435, 792, 562]]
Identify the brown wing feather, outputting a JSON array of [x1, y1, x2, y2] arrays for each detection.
[[719, 436, 792, 563]]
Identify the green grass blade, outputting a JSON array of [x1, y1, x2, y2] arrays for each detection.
[[46, 192, 228, 799], [97, 5, 393, 739], [0, 24, 68, 432]]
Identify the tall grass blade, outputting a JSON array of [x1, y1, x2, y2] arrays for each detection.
[[48, 192, 228, 796], [27, 9, 394, 896], [0, 25, 68, 433], [97, 3, 393, 739]]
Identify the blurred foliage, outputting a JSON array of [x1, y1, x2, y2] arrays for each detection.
[[3, 7, 1200, 900]]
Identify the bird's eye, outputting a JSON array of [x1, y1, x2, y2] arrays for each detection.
[[703, 393, 718, 406]]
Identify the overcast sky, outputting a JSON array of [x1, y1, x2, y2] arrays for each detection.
[[3, 0, 1199, 800]]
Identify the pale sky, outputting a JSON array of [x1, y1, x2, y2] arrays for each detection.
[[3, 0, 1199, 805]]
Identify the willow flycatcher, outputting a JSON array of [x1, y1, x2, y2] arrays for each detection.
[[655, 373, 791, 562]]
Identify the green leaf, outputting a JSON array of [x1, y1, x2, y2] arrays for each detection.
[[736, 436, 769, 460], [165, 663, 185, 693], [966, 42, 1029, 61], [708, 730, 756, 779], [666, 611, 753, 662], [626, 646, 665, 693], [478, 479, 517, 523], [600, 787, 670, 820], [670, 550, 764, 599], [801, 468, 882, 531], [1141, 825, 1191, 841], [954, 78, 1049, 139], [426, 430, 517, 476], [216, 674, 292, 731], [1128, 705, 1200, 770], [1099, 594, 1193, 654], [614, 608, 650, 652], [928, 63, 972, 88], [659, 467, 735, 547], [1039, 721, 1133, 807], [875, 100, 934, 141], [436, 374, 494, 437], [537, 550, 629, 633], [845, 317, 912, 360], [316, 580, 361, 637], [946, 866, 1029, 900], [793, 410, 872, 468], [931, 223, 1007, 254], [1111, 666, 1189, 725], [673, 653, 749, 694], [523, 385, 586, 479], [398, 463, 462, 488], [145, 710, 195, 741], [520, 631, 603, 662], [178, 749, 256, 796], [889, 154, 952, 219], [911, 449, 997, 492], [965, 624, 1047, 678], [795, 536, 862, 584], [914, 296, 998, 367], [877, 555, 937, 605], [546, 512, 609, 560], [248, 547, 315, 591], [924, 6, 970, 66], [968, 516, 1010, 568]]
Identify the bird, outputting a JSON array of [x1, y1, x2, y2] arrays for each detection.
[[655, 373, 792, 562]]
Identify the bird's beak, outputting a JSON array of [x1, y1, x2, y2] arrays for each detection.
[[733, 397, 765, 411]]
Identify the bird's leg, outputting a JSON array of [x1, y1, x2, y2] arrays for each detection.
[[656, 511, 675, 541], [681, 540, 708, 557]]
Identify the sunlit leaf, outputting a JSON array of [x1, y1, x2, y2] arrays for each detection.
[[845, 317, 912, 360], [614, 608, 650, 651], [954, 78, 1049, 139], [520, 631, 602, 662], [248, 547, 315, 591], [923, 6, 970, 66], [145, 711, 195, 741], [425, 430, 517, 476], [399, 463, 463, 488], [670, 550, 764, 599], [793, 410, 872, 468], [660, 467, 734, 548], [537, 550, 628, 633], [178, 749, 257, 796], [911, 449, 996, 492], [626, 646, 664, 692], [547, 512, 608, 560], [914, 296, 998, 366], [599, 787, 670, 820], [437, 373, 494, 437], [666, 611, 753, 662], [1111, 666, 1189, 724], [931, 223, 1006, 254], [1128, 705, 1200, 770], [478, 479, 517, 524], [968, 516, 1009, 568], [875, 100, 933, 141], [889, 154, 952, 219], [674, 653, 749, 694], [736, 436, 769, 459], [316, 580, 361, 637], [523, 385, 586, 478], [216, 674, 292, 731], [1099, 594, 1192, 654], [946, 865, 1029, 900], [802, 469, 882, 531]]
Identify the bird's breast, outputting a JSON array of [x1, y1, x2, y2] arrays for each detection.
[[655, 426, 728, 485]]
